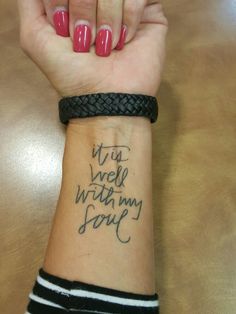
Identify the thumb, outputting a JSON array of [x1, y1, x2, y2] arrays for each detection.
[[131, 3, 168, 95], [139, 2, 168, 65], [141, 3, 168, 27]]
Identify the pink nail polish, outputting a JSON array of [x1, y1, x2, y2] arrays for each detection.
[[116, 25, 127, 50], [74, 24, 92, 52], [53, 10, 69, 37], [96, 28, 112, 57]]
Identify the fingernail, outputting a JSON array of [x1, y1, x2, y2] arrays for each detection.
[[74, 23, 92, 52], [116, 25, 127, 50], [53, 10, 69, 37], [96, 26, 112, 57]]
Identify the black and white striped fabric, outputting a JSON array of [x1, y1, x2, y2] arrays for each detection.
[[26, 269, 159, 313]]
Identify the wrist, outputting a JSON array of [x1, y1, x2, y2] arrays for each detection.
[[63, 116, 152, 190], [68, 116, 151, 137]]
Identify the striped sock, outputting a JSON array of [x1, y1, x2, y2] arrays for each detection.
[[26, 269, 159, 314]]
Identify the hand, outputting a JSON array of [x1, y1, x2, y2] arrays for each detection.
[[18, 0, 168, 97], [42, 0, 155, 53]]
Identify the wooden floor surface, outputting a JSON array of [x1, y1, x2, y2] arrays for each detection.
[[0, 0, 236, 313]]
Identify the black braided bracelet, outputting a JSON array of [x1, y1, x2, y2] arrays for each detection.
[[58, 93, 158, 124]]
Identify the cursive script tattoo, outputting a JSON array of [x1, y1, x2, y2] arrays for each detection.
[[78, 205, 131, 244], [75, 143, 143, 244], [92, 143, 130, 166], [90, 163, 128, 188]]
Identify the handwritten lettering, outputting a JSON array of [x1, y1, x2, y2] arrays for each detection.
[[79, 204, 131, 244], [119, 196, 143, 220], [92, 143, 130, 166], [90, 164, 128, 187], [75, 143, 142, 244]]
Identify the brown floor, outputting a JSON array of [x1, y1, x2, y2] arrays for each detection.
[[1, 0, 236, 313]]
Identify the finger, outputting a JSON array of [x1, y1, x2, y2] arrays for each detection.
[[69, 0, 97, 53], [123, 0, 146, 44], [18, 0, 45, 25], [43, 0, 70, 37], [96, 0, 123, 56]]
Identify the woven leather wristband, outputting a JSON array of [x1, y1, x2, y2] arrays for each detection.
[[59, 93, 158, 124]]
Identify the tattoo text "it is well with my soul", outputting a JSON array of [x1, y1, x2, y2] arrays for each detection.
[[75, 143, 143, 244]]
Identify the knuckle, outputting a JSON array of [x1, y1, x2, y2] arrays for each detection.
[[136, 0, 146, 8], [125, 0, 144, 21], [71, 0, 96, 10]]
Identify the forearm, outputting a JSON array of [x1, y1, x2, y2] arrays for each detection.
[[43, 116, 155, 294]]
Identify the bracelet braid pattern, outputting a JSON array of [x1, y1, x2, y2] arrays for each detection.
[[59, 93, 158, 124]]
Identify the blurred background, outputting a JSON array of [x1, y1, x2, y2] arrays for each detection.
[[0, 0, 236, 313]]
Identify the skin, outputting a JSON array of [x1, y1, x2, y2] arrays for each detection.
[[18, 0, 168, 297], [44, 116, 156, 293], [42, 0, 160, 47], [18, 0, 168, 96]]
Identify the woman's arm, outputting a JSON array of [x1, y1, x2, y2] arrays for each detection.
[[18, 0, 168, 312], [44, 116, 155, 294]]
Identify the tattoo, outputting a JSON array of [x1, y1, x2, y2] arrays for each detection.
[[92, 143, 130, 166], [90, 163, 128, 187], [75, 143, 143, 244]]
